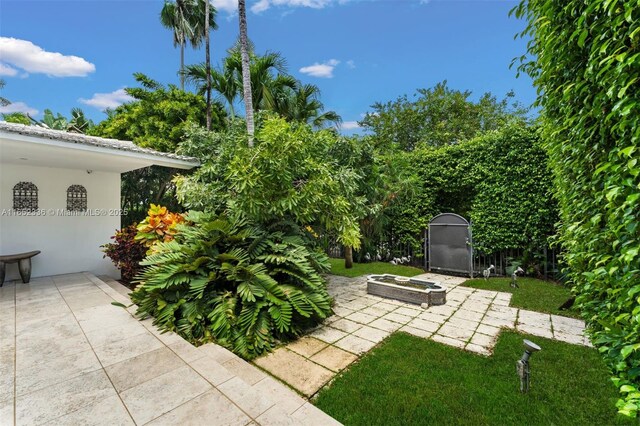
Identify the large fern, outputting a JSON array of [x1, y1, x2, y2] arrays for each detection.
[[130, 212, 332, 359]]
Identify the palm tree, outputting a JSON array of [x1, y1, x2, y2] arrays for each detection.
[[271, 82, 342, 129], [160, 0, 193, 90], [182, 61, 239, 118], [225, 49, 292, 111], [204, 0, 212, 129], [68, 108, 94, 133], [238, 0, 254, 146], [186, 0, 217, 129], [183, 53, 341, 128]]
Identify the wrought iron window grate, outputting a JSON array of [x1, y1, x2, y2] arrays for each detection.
[[67, 185, 87, 211], [13, 182, 38, 211]]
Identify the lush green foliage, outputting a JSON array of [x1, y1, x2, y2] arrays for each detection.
[[175, 116, 363, 249], [2, 113, 31, 125], [463, 277, 579, 318], [315, 332, 632, 425], [91, 73, 226, 152], [513, 0, 640, 416], [327, 135, 415, 262], [130, 212, 332, 358], [2, 107, 94, 133], [90, 73, 222, 225], [101, 225, 147, 284], [386, 124, 557, 264], [121, 166, 186, 227], [360, 81, 528, 151], [328, 258, 423, 278], [41, 108, 94, 133]]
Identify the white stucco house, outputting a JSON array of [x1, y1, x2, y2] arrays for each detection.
[[0, 121, 199, 281]]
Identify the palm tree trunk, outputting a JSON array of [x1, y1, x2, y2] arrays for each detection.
[[238, 0, 254, 147], [205, 0, 212, 130], [180, 42, 185, 90], [345, 246, 353, 269]]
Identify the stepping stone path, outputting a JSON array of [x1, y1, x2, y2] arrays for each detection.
[[253, 272, 591, 397]]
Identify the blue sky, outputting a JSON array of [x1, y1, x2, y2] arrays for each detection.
[[0, 0, 533, 133]]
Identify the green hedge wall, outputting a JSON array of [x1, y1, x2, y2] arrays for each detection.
[[513, 0, 640, 417], [389, 123, 557, 262]]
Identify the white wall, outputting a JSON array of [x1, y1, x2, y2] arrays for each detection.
[[0, 163, 121, 280]]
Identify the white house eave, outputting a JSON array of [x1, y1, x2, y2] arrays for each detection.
[[0, 131, 200, 172]]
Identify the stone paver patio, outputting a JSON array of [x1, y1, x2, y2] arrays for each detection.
[[254, 273, 591, 397], [0, 273, 340, 426]]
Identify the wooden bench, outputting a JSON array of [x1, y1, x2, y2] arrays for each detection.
[[0, 251, 41, 287]]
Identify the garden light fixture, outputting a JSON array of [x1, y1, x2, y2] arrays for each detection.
[[516, 339, 541, 393]]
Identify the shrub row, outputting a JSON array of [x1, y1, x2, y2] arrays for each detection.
[[513, 0, 640, 416]]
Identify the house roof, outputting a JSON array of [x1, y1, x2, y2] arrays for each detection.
[[0, 121, 200, 172]]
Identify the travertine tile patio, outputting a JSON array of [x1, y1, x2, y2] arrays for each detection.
[[0, 273, 340, 426], [254, 272, 591, 396]]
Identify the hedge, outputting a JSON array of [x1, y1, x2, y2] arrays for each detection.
[[513, 0, 640, 417], [388, 123, 557, 264]]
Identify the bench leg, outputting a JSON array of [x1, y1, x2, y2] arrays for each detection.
[[18, 258, 32, 284], [0, 262, 4, 287]]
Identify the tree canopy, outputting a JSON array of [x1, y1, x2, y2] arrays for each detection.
[[360, 81, 529, 151], [91, 73, 226, 152]]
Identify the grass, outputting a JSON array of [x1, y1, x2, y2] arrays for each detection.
[[462, 277, 580, 318], [328, 258, 424, 278], [315, 332, 631, 426]]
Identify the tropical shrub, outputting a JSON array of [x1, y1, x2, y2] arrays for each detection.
[[135, 204, 184, 252], [513, 0, 640, 416], [130, 212, 332, 359], [120, 166, 186, 227], [102, 225, 147, 284], [175, 116, 363, 250]]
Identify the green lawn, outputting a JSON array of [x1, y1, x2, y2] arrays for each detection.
[[315, 332, 631, 425], [328, 258, 424, 278], [462, 277, 580, 319]]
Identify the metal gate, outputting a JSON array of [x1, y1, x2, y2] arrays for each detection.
[[428, 213, 473, 277]]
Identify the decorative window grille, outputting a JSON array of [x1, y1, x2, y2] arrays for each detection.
[[67, 185, 87, 211], [13, 182, 38, 211]]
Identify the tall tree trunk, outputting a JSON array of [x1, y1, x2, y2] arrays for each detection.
[[205, 0, 212, 130], [238, 0, 254, 147], [180, 42, 185, 90], [345, 246, 353, 269]]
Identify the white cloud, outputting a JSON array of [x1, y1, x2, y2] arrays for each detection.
[[299, 59, 340, 78], [79, 88, 133, 110], [0, 63, 18, 77], [346, 59, 355, 69], [0, 37, 95, 77], [211, 0, 238, 14], [342, 121, 360, 130], [0, 101, 38, 116], [251, 0, 333, 13]]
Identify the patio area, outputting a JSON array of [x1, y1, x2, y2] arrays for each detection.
[[0, 273, 340, 426], [0, 270, 591, 425]]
